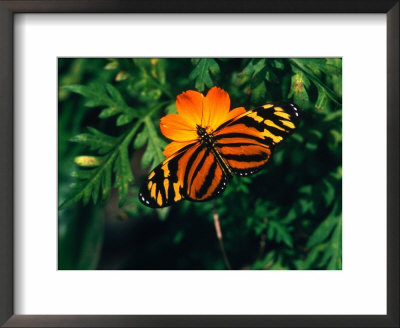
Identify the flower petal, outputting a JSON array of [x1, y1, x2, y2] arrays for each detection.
[[176, 90, 204, 126], [163, 140, 195, 158], [160, 114, 198, 141], [225, 106, 247, 122], [203, 87, 231, 130]]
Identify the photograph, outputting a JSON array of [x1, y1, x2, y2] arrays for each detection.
[[58, 57, 342, 270]]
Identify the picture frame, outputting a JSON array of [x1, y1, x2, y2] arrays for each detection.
[[0, 0, 398, 327]]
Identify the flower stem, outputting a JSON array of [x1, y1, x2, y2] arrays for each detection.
[[212, 201, 232, 270]]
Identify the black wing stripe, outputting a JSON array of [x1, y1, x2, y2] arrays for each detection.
[[165, 153, 182, 202], [196, 159, 218, 198], [222, 152, 268, 162], [215, 132, 277, 147], [238, 116, 286, 134], [189, 147, 211, 189], [183, 144, 205, 191], [215, 142, 269, 149], [214, 132, 266, 143]]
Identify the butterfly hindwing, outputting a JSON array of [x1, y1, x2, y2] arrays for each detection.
[[138, 143, 197, 208], [139, 142, 230, 208], [214, 103, 300, 176], [138, 156, 182, 208], [183, 146, 230, 201]]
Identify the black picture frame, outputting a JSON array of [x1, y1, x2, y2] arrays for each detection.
[[0, 1, 398, 327]]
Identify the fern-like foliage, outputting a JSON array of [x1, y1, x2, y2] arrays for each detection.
[[59, 122, 140, 209], [64, 83, 138, 126], [136, 117, 167, 170], [289, 58, 341, 107], [189, 58, 220, 92], [59, 74, 169, 209]]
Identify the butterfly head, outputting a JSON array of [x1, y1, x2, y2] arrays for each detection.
[[196, 125, 207, 136]]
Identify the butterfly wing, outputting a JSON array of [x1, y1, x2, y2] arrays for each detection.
[[139, 142, 229, 208], [138, 142, 196, 208], [182, 146, 230, 202], [214, 103, 300, 176]]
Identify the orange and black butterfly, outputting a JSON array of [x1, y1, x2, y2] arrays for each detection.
[[139, 87, 300, 208]]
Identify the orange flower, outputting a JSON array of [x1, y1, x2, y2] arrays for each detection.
[[160, 87, 246, 157]]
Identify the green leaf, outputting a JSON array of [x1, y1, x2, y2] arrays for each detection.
[[289, 58, 341, 106], [70, 127, 117, 154], [104, 60, 119, 70], [115, 71, 129, 81], [296, 244, 324, 270], [74, 156, 102, 167], [99, 106, 119, 119], [273, 59, 285, 70], [141, 116, 166, 170], [141, 144, 154, 168], [64, 83, 137, 120], [265, 70, 278, 83], [102, 165, 112, 201], [326, 218, 342, 269], [106, 83, 125, 104], [156, 207, 171, 221], [114, 145, 134, 206], [300, 213, 342, 270], [315, 87, 329, 110], [116, 113, 136, 126], [71, 170, 93, 180], [242, 59, 266, 78], [321, 178, 336, 206], [306, 206, 340, 249], [252, 59, 266, 77], [251, 81, 267, 103], [63, 84, 111, 108], [133, 129, 148, 149], [251, 251, 276, 270], [288, 72, 310, 108], [267, 220, 293, 248], [189, 58, 220, 91]]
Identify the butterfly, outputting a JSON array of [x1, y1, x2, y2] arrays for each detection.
[[138, 87, 300, 208]]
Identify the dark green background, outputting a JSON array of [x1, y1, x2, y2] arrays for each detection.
[[58, 58, 342, 270]]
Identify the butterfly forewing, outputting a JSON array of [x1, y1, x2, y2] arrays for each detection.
[[214, 103, 300, 176]]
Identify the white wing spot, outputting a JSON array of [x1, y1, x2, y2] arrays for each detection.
[[141, 196, 145, 202], [146, 200, 150, 204]]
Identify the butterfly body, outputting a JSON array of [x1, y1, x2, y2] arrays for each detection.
[[139, 99, 300, 208], [197, 125, 234, 178], [197, 125, 216, 149]]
